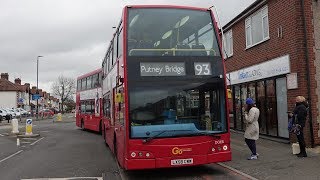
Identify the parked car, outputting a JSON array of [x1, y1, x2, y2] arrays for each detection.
[[17, 108, 29, 116], [48, 108, 60, 114], [39, 109, 54, 117], [5, 108, 16, 118], [0, 110, 6, 121], [11, 108, 21, 117], [0, 108, 12, 120]]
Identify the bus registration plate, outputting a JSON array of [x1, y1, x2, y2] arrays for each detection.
[[171, 158, 193, 165]]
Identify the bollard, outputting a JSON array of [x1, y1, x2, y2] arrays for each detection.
[[25, 119, 33, 136], [57, 113, 62, 122], [11, 118, 19, 134], [17, 138, 20, 146]]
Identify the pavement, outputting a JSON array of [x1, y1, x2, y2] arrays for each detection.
[[226, 130, 320, 179]]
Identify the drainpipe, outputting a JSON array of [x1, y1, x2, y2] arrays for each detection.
[[300, 0, 314, 147]]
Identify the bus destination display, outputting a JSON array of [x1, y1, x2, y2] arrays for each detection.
[[140, 62, 186, 76], [140, 62, 212, 76]]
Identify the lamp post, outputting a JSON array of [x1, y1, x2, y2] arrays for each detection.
[[36, 55, 43, 121]]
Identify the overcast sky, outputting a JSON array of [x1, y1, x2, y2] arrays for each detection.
[[0, 0, 255, 94]]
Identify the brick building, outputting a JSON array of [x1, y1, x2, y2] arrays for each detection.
[[223, 0, 320, 147], [0, 73, 61, 112]]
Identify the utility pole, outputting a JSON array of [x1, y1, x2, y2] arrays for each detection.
[[36, 55, 43, 121]]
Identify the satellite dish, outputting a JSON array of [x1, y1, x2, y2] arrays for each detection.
[[162, 30, 172, 39]]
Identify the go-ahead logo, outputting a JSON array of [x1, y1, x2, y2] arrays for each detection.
[[172, 147, 192, 155]]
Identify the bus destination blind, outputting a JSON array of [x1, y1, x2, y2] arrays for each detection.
[[140, 62, 212, 76]]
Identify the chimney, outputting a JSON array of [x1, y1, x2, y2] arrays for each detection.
[[15, 78, 21, 85], [1, 73, 9, 80]]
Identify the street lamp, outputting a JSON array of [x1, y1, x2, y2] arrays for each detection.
[[36, 55, 43, 121]]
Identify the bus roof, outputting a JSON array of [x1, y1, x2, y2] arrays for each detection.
[[125, 5, 209, 11], [77, 68, 102, 80]]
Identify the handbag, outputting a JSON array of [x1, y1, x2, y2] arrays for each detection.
[[288, 114, 300, 135]]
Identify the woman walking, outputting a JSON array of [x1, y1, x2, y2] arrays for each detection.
[[244, 98, 260, 160]]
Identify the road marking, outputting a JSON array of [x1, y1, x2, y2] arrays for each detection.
[[30, 137, 44, 146], [39, 130, 50, 133], [22, 138, 38, 140], [21, 177, 103, 180], [21, 141, 31, 144], [217, 162, 258, 180], [0, 150, 23, 163]]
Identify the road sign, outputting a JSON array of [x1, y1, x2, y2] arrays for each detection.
[[32, 94, 41, 100], [26, 119, 32, 124], [26, 119, 33, 135]]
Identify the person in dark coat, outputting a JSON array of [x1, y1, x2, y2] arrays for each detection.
[[293, 96, 308, 157]]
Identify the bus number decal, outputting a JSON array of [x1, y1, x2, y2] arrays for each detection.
[[214, 140, 224, 145], [194, 62, 212, 76]]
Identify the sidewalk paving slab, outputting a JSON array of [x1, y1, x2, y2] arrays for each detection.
[[227, 131, 320, 180]]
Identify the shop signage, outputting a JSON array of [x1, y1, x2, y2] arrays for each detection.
[[227, 55, 290, 85], [287, 73, 298, 89]]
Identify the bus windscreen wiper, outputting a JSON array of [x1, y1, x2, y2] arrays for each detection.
[[182, 131, 221, 139], [142, 130, 168, 144], [142, 130, 193, 144]]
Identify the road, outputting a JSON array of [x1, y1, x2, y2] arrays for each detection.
[[0, 115, 253, 180]]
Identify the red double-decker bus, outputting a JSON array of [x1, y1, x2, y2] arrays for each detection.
[[101, 5, 231, 170], [76, 68, 103, 132]]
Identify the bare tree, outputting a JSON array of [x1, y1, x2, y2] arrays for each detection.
[[52, 75, 76, 114]]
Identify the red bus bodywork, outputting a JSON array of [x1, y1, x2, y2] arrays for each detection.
[[102, 5, 231, 170], [76, 68, 103, 132]]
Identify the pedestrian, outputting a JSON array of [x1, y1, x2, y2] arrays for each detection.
[[243, 98, 260, 160], [292, 96, 308, 157]]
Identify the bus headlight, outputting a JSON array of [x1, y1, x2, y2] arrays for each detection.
[[223, 145, 228, 151], [131, 152, 136, 158], [211, 147, 216, 152]]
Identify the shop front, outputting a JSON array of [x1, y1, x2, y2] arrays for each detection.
[[227, 55, 291, 138]]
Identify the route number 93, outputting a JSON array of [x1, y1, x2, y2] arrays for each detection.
[[194, 62, 212, 75]]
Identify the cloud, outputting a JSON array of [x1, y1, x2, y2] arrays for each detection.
[[0, 0, 255, 93]]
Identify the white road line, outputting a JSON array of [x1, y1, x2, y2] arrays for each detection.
[[0, 150, 23, 163], [22, 138, 38, 140], [21, 177, 103, 180], [30, 137, 44, 146], [217, 162, 258, 180]]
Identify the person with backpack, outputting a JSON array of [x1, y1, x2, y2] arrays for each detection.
[[243, 98, 260, 160], [292, 96, 308, 157]]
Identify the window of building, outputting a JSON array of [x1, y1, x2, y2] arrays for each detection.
[[245, 5, 269, 48], [224, 30, 233, 58]]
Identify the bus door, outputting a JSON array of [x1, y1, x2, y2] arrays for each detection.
[[114, 86, 125, 166]]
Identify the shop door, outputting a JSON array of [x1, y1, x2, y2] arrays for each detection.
[[266, 80, 277, 136], [276, 78, 289, 138]]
